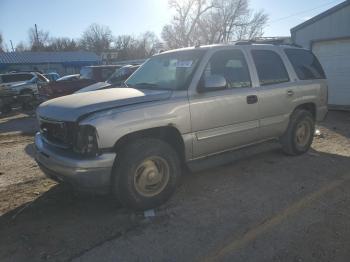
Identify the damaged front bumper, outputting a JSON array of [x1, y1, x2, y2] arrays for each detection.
[[34, 132, 116, 194]]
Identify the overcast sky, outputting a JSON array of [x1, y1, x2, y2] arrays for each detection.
[[0, 0, 344, 49]]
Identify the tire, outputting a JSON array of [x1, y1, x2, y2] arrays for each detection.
[[112, 138, 181, 210], [280, 109, 315, 156]]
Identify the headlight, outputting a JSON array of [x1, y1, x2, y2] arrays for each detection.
[[74, 125, 99, 156]]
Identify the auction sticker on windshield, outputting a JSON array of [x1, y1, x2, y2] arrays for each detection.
[[176, 61, 193, 68]]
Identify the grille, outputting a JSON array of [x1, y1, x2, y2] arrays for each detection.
[[39, 118, 75, 148]]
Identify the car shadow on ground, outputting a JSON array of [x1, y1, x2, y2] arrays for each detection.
[[2, 140, 350, 262], [0, 183, 141, 261]]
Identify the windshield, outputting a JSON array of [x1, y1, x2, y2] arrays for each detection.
[[125, 49, 205, 90]]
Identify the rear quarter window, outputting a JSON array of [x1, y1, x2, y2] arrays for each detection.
[[284, 49, 326, 80], [251, 50, 290, 86]]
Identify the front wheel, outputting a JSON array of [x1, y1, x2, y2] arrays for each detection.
[[112, 138, 181, 210], [280, 109, 315, 155]]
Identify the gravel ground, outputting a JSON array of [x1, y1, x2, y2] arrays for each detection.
[[0, 110, 349, 262]]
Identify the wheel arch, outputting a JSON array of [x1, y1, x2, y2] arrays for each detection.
[[293, 102, 316, 119], [113, 126, 186, 163]]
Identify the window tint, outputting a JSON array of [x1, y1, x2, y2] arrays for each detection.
[[1, 73, 33, 83], [285, 49, 325, 80], [252, 50, 290, 86], [203, 49, 251, 88]]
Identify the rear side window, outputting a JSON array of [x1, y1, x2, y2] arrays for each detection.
[[285, 49, 326, 80], [252, 50, 290, 86], [1, 73, 33, 83]]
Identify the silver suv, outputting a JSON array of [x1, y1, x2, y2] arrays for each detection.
[[0, 72, 49, 96], [35, 43, 328, 210]]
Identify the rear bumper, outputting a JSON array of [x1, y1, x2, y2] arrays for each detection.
[[34, 133, 116, 194]]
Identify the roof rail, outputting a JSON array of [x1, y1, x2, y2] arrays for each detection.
[[233, 39, 303, 48], [234, 40, 254, 45]]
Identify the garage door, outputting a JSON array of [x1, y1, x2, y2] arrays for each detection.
[[313, 39, 350, 106]]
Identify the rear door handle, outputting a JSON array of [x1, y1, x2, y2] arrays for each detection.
[[247, 95, 258, 104], [287, 90, 294, 96]]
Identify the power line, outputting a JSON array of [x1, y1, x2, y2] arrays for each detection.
[[268, 0, 341, 24]]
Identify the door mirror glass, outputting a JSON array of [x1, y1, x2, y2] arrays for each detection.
[[199, 75, 227, 92]]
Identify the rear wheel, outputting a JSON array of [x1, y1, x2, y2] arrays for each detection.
[[112, 138, 181, 210], [280, 109, 315, 155]]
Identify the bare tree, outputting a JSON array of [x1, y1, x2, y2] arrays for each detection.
[[15, 41, 28, 52], [113, 32, 161, 60], [162, 0, 268, 47], [47, 37, 79, 51], [80, 23, 113, 54], [28, 26, 50, 51], [137, 31, 160, 57], [162, 0, 214, 48]]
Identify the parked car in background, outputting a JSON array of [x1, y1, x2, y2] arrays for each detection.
[[43, 73, 60, 82], [0, 72, 49, 96], [35, 43, 328, 210], [80, 65, 120, 82], [76, 65, 140, 93], [38, 65, 121, 100]]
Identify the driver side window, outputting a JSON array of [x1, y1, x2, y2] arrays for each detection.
[[203, 49, 252, 88]]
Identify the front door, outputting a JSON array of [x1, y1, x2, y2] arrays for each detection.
[[189, 49, 260, 158]]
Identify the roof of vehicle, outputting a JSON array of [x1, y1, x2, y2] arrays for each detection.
[[0, 71, 37, 76], [44, 72, 60, 75], [82, 65, 122, 68], [0, 51, 101, 64], [119, 64, 140, 69], [159, 42, 303, 55], [56, 74, 80, 81]]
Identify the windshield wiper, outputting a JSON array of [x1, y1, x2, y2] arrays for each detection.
[[134, 82, 159, 89]]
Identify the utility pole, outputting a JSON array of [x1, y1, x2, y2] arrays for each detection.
[[10, 40, 14, 52], [35, 24, 39, 47]]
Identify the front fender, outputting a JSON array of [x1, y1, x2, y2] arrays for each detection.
[[79, 98, 192, 151]]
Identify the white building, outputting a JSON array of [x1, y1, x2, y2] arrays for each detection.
[[291, 0, 350, 108]]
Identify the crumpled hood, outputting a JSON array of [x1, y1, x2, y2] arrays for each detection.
[[37, 88, 172, 122], [75, 82, 111, 94]]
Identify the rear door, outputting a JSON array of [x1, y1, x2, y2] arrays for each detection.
[[189, 48, 260, 158], [248, 48, 296, 138]]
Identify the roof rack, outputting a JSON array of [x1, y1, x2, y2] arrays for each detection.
[[233, 39, 302, 48]]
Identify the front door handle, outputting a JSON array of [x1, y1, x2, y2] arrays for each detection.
[[287, 90, 294, 96], [247, 95, 258, 104]]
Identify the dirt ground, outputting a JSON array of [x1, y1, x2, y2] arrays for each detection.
[[0, 110, 349, 262]]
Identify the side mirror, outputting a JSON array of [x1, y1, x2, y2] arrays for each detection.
[[198, 75, 227, 93]]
